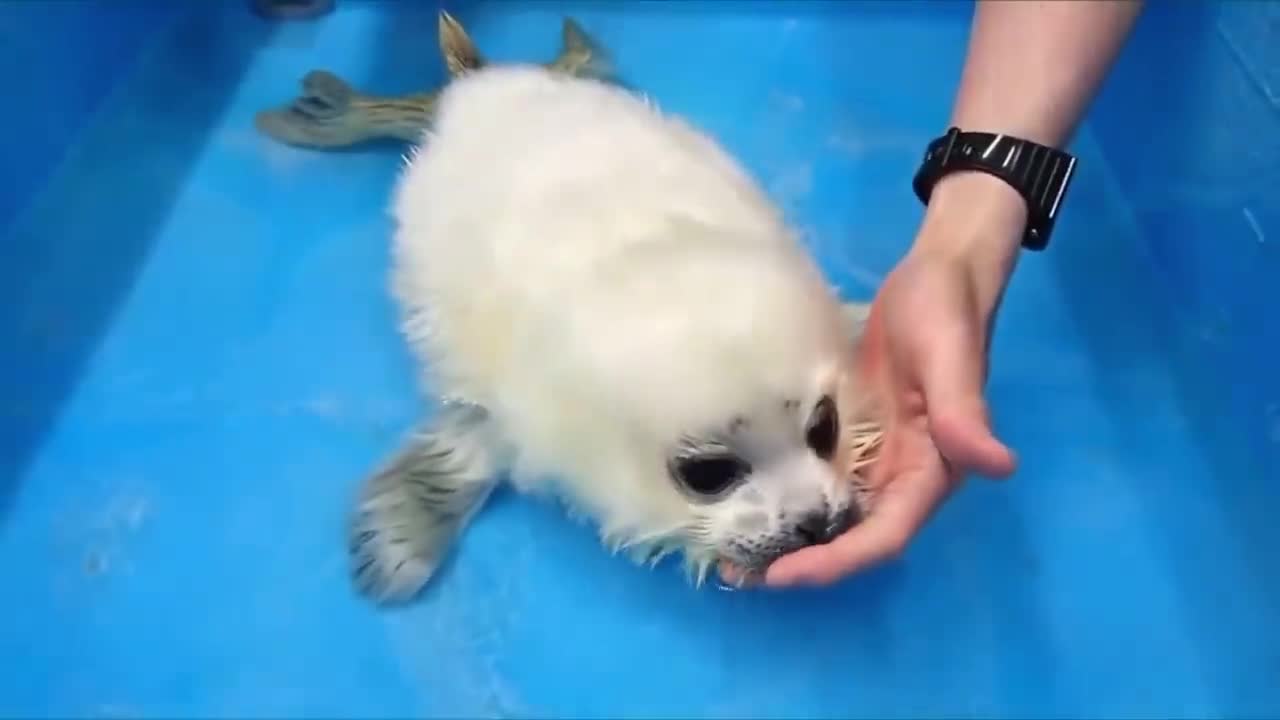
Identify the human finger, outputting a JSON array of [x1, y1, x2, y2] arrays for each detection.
[[915, 309, 1015, 478], [762, 453, 952, 587], [929, 410, 1016, 479]]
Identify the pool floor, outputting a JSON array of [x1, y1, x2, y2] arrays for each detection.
[[2, 2, 1277, 717]]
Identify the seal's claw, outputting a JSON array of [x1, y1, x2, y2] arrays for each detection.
[[349, 518, 442, 604]]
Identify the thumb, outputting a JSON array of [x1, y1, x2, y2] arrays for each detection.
[[918, 318, 1017, 480]]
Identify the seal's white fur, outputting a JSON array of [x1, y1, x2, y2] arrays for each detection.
[[350, 65, 881, 603]]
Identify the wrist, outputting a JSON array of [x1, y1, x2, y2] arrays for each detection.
[[917, 171, 1026, 255], [911, 172, 1026, 312]]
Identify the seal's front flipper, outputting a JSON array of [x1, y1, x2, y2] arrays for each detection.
[[254, 69, 370, 147], [295, 70, 356, 119], [348, 402, 503, 605]]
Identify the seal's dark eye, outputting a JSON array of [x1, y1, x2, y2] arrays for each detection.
[[670, 454, 751, 497], [806, 395, 839, 460]]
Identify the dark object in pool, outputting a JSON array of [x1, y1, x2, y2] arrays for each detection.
[[253, 10, 614, 150], [251, 0, 335, 21]]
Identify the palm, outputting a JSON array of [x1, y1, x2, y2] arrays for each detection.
[[762, 255, 1011, 588]]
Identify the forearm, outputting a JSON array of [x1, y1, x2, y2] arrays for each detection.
[[915, 0, 1143, 299], [950, 0, 1144, 148]]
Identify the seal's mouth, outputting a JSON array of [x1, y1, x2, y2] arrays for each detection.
[[711, 483, 878, 590], [716, 558, 761, 588], [703, 411, 887, 591]]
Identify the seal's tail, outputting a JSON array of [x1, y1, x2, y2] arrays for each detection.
[[348, 403, 502, 604]]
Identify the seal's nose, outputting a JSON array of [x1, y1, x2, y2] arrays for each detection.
[[795, 507, 856, 545]]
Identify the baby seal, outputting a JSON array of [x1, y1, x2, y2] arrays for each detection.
[[349, 65, 885, 603]]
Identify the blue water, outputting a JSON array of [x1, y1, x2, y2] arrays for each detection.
[[2, 1, 1277, 717]]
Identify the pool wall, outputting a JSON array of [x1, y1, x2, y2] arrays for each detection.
[[8, 1, 1273, 468], [1088, 1, 1279, 476], [1, 1, 1273, 565], [0, 1, 183, 235], [0, 1, 280, 519], [1, 0, 1276, 716]]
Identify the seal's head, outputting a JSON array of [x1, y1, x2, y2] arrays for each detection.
[[502, 220, 884, 586], [667, 381, 881, 582]]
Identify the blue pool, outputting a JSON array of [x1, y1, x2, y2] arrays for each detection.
[[2, 1, 1277, 717]]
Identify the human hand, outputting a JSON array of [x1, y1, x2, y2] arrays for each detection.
[[763, 172, 1028, 587]]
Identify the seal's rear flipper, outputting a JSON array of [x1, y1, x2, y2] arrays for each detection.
[[438, 10, 485, 77], [348, 402, 503, 604], [561, 17, 615, 81]]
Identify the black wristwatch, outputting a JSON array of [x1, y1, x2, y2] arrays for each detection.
[[911, 127, 1077, 251]]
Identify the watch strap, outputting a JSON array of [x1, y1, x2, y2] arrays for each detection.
[[911, 127, 1078, 251]]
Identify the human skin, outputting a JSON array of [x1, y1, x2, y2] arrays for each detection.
[[759, 0, 1146, 587]]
